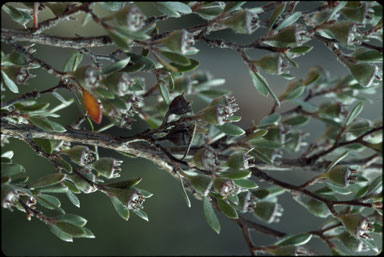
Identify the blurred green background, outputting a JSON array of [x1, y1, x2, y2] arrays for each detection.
[[1, 2, 382, 256]]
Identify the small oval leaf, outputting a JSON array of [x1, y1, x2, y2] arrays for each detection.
[[110, 196, 130, 221], [275, 12, 302, 31], [56, 214, 87, 227], [82, 88, 102, 124], [102, 57, 131, 75], [203, 196, 221, 234], [250, 70, 280, 106], [1, 70, 19, 93], [133, 209, 149, 222], [29, 173, 66, 189], [63, 51, 83, 72], [217, 199, 238, 219], [179, 177, 191, 208], [345, 102, 363, 126], [160, 51, 191, 66], [233, 179, 258, 189], [216, 123, 245, 136], [66, 190, 80, 208], [219, 170, 251, 179], [275, 233, 312, 246]]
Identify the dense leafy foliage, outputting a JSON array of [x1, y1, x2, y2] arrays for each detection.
[[1, 2, 382, 255]]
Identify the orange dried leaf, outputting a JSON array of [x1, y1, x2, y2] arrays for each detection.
[[82, 88, 102, 124], [33, 2, 39, 29]]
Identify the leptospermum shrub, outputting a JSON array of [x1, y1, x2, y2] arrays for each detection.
[[1, 2, 382, 255]]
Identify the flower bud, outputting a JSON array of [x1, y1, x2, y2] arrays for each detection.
[[193, 147, 220, 171], [62, 145, 94, 166], [319, 102, 348, 122], [263, 24, 310, 47], [266, 245, 307, 256], [341, 2, 372, 24], [336, 214, 373, 239], [101, 72, 135, 96], [320, 21, 361, 45], [68, 173, 97, 194], [92, 157, 123, 179], [71, 65, 100, 89], [323, 165, 357, 187], [115, 5, 146, 31], [1, 184, 19, 210], [160, 30, 197, 55], [343, 61, 382, 88], [213, 177, 235, 197], [113, 188, 146, 210], [199, 96, 240, 126], [168, 94, 192, 115], [253, 201, 284, 223], [337, 231, 370, 252], [222, 9, 260, 34], [226, 152, 254, 170], [252, 54, 290, 75], [237, 191, 257, 213]]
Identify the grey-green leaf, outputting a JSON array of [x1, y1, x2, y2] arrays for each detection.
[[160, 51, 191, 66], [29, 117, 66, 132], [250, 69, 268, 96], [29, 173, 66, 189], [63, 51, 83, 72], [326, 182, 352, 195], [55, 222, 86, 237], [345, 102, 363, 126], [219, 170, 251, 180], [275, 233, 312, 246], [268, 3, 286, 29], [133, 209, 149, 222], [1, 163, 26, 177], [203, 196, 221, 234], [66, 190, 80, 208], [275, 12, 302, 31], [258, 113, 281, 128], [2, 5, 32, 26], [217, 199, 238, 219], [326, 151, 349, 172], [56, 214, 87, 227], [249, 70, 280, 106], [179, 177, 191, 208], [1, 70, 19, 93], [223, 2, 246, 13], [250, 148, 273, 165], [367, 175, 382, 195], [289, 45, 313, 54], [102, 57, 130, 75], [233, 179, 258, 189], [152, 2, 192, 17], [35, 184, 68, 194], [216, 123, 245, 136], [169, 59, 200, 72], [159, 83, 170, 104], [33, 138, 53, 154], [110, 196, 130, 221], [283, 115, 309, 126], [82, 227, 96, 238], [48, 224, 73, 242], [37, 194, 65, 214]]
